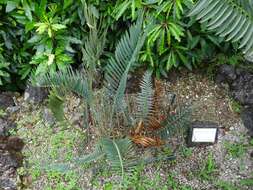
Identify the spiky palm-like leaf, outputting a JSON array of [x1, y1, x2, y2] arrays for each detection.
[[159, 106, 192, 140], [81, 0, 107, 70], [105, 16, 148, 115], [74, 145, 104, 164], [35, 67, 94, 127], [135, 71, 164, 128], [136, 71, 155, 124], [46, 137, 175, 175], [72, 138, 136, 179], [236, 0, 253, 15], [101, 138, 136, 178], [48, 90, 65, 122], [35, 67, 91, 101], [188, 0, 253, 56]]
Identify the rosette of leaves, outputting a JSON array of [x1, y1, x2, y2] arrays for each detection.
[[26, 3, 82, 77]]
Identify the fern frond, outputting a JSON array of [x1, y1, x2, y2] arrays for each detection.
[[74, 145, 104, 165], [101, 138, 136, 172], [136, 71, 155, 124], [35, 67, 91, 100], [105, 16, 148, 115], [188, 0, 253, 55], [236, 0, 253, 16], [159, 106, 192, 140], [136, 72, 164, 131], [130, 135, 164, 148]]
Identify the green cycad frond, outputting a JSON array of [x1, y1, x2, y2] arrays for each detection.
[[48, 90, 65, 122], [81, 0, 107, 70], [101, 138, 136, 177], [74, 145, 104, 164], [159, 106, 192, 140], [136, 71, 155, 124], [236, 0, 253, 16], [72, 138, 136, 178], [105, 16, 148, 113], [35, 67, 91, 100], [188, 0, 253, 55]]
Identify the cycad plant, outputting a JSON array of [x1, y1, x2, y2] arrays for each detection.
[[35, 12, 191, 179], [188, 0, 253, 58]]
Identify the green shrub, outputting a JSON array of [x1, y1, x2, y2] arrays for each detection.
[[0, 0, 84, 90], [0, 0, 248, 90], [89, 0, 229, 77]]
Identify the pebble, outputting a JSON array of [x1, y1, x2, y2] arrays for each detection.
[[6, 106, 20, 114]]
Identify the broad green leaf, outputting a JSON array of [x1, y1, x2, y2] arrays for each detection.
[[22, 0, 32, 21], [35, 63, 47, 76], [27, 35, 42, 43], [114, 1, 131, 20], [169, 22, 184, 42], [166, 51, 173, 71], [0, 70, 10, 77], [35, 23, 48, 34], [52, 24, 67, 31], [48, 28, 52, 38], [63, 0, 73, 10], [25, 21, 35, 33], [158, 29, 165, 55], [6, 1, 18, 12]]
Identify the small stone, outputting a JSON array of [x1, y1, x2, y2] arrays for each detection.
[[42, 108, 55, 126], [0, 178, 17, 190], [241, 107, 253, 136], [0, 118, 16, 137], [229, 127, 235, 131], [24, 85, 48, 103], [6, 106, 20, 114]]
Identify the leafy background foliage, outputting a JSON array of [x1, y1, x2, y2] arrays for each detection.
[[188, 0, 253, 57], [0, 0, 84, 90], [0, 0, 246, 90]]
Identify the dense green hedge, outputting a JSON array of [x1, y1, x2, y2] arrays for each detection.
[[0, 0, 237, 90]]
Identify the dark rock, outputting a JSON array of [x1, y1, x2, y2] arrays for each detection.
[[216, 64, 253, 106], [0, 136, 24, 190], [0, 150, 19, 190], [0, 92, 14, 110], [0, 152, 19, 170], [0, 116, 22, 190], [216, 65, 236, 84], [0, 118, 16, 137], [24, 85, 48, 103], [240, 107, 253, 136], [0, 178, 17, 190], [6, 137, 25, 152]]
